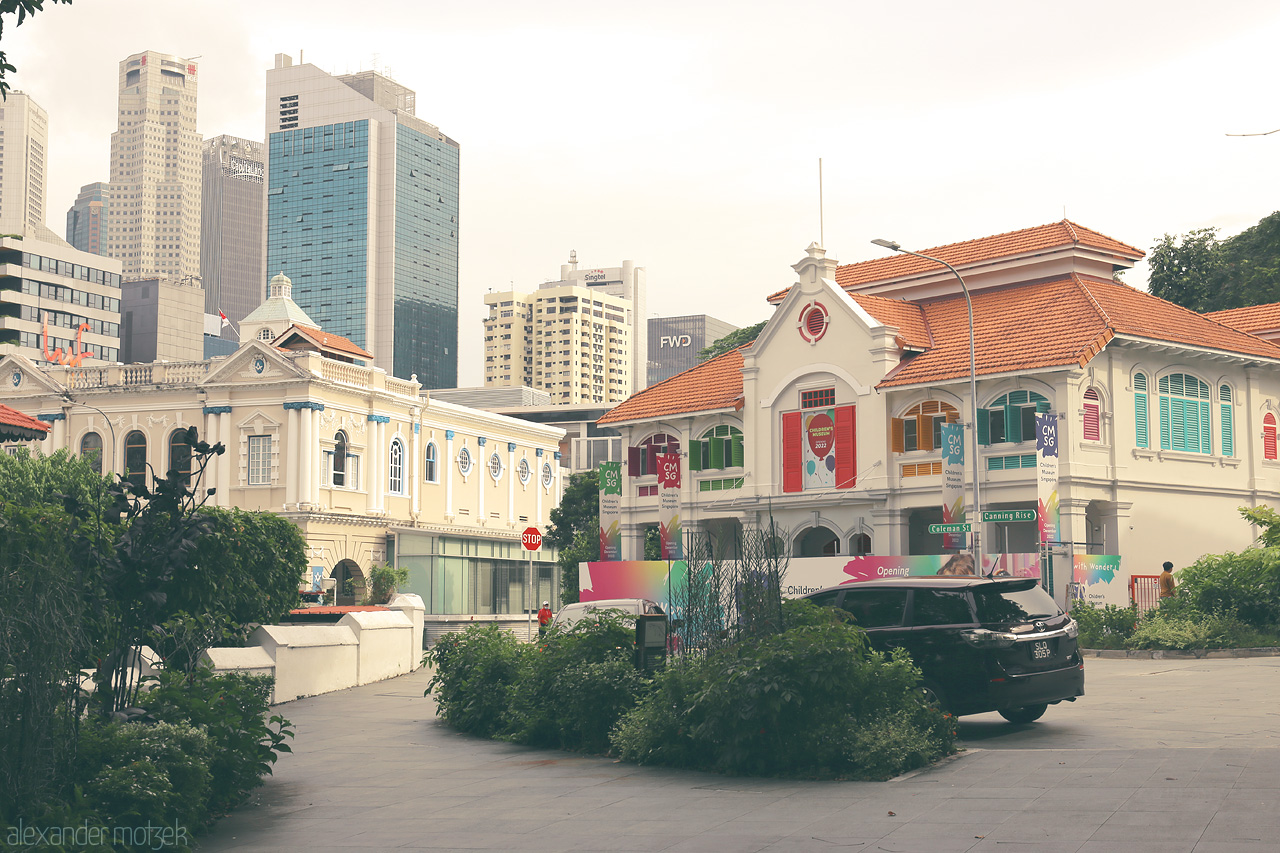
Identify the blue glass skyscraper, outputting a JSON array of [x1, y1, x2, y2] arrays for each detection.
[[265, 56, 459, 387]]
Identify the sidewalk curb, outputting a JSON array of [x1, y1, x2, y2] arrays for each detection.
[[1081, 647, 1280, 659]]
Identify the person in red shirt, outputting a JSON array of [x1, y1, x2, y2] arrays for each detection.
[[537, 601, 553, 636]]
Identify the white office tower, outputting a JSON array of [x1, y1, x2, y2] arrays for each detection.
[[105, 51, 203, 281], [483, 254, 645, 405], [0, 92, 52, 237]]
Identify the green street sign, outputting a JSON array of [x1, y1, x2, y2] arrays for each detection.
[[981, 510, 1037, 522], [928, 523, 971, 534]]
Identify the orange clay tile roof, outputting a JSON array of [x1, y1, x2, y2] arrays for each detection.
[[850, 293, 931, 349], [0, 402, 49, 436], [1206, 302, 1280, 335], [767, 220, 1145, 303], [597, 345, 748, 425], [278, 324, 373, 359], [876, 274, 1280, 388]]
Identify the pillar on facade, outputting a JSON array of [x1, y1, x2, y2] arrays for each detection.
[[621, 522, 647, 561], [870, 507, 907, 556]]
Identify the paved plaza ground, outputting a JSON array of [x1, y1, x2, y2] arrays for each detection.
[[198, 656, 1280, 852]]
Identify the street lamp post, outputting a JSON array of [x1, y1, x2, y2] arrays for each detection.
[[871, 239, 984, 572]]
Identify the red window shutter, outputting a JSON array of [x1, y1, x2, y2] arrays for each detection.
[[835, 404, 857, 489], [627, 446, 641, 476], [782, 411, 803, 493], [1083, 403, 1100, 441], [646, 445, 658, 475], [1266, 414, 1277, 461]]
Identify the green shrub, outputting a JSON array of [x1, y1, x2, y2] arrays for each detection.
[[1071, 602, 1139, 649], [1126, 609, 1280, 650], [1168, 547, 1280, 631], [138, 666, 293, 815], [506, 612, 645, 751], [612, 612, 957, 780], [425, 624, 528, 737], [77, 720, 212, 835], [364, 563, 409, 605]]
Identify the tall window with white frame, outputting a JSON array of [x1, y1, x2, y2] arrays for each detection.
[[388, 438, 404, 494], [1158, 373, 1211, 454], [248, 435, 272, 485], [424, 441, 438, 483]]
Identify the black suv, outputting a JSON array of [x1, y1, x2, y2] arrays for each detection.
[[801, 576, 1083, 723]]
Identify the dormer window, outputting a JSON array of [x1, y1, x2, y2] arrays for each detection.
[[257, 328, 273, 342]]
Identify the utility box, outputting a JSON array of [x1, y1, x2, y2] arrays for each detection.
[[635, 614, 667, 671]]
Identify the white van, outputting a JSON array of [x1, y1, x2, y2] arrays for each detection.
[[550, 598, 665, 631]]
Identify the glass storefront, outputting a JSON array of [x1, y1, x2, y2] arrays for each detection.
[[393, 530, 559, 615]]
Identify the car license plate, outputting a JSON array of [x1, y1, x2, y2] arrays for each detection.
[[1032, 640, 1052, 660]]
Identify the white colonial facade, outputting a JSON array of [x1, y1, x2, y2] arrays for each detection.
[[600, 222, 1280, 604], [0, 343, 565, 617]]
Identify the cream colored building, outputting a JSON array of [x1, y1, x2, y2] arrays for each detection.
[[0, 91, 50, 236], [483, 255, 644, 405], [0, 275, 565, 618], [105, 51, 202, 282]]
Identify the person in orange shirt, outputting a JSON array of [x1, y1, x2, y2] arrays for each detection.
[[1159, 561, 1177, 599], [537, 601, 553, 636]]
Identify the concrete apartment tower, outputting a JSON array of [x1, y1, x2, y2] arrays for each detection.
[[201, 135, 264, 341], [0, 92, 51, 236], [264, 54, 460, 386], [105, 51, 202, 281], [482, 253, 646, 405], [66, 182, 110, 254]]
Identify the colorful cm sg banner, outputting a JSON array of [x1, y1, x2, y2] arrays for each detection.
[[597, 461, 622, 561], [657, 452, 682, 560], [1035, 411, 1060, 545], [940, 421, 966, 550]]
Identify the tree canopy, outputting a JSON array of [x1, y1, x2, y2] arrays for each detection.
[[1148, 212, 1280, 312], [697, 321, 765, 363]]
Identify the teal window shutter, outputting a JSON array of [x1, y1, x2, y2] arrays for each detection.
[[1159, 396, 1171, 450], [731, 432, 744, 467], [1220, 385, 1234, 457], [1036, 400, 1051, 413], [976, 409, 990, 446], [1200, 401, 1211, 454], [1135, 393, 1149, 448], [1005, 403, 1023, 443]]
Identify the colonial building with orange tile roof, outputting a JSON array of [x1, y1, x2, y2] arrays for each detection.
[[598, 221, 1280, 605], [1, 277, 566, 628]]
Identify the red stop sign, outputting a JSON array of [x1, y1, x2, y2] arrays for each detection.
[[522, 526, 542, 551]]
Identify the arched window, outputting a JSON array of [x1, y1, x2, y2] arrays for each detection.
[[690, 424, 743, 471], [977, 391, 1047, 445], [1265, 413, 1277, 461], [80, 432, 103, 475], [1082, 388, 1101, 442], [123, 430, 147, 488], [257, 328, 274, 342], [850, 532, 872, 556], [332, 431, 348, 487], [388, 438, 404, 494], [1134, 372, 1149, 449], [1158, 374, 1210, 454], [424, 442, 438, 483], [892, 401, 960, 453], [169, 429, 192, 478], [628, 433, 679, 477], [795, 526, 839, 557], [1220, 385, 1234, 457]]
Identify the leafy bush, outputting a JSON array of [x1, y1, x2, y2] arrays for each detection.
[[506, 612, 645, 751], [612, 601, 957, 779], [1165, 547, 1280, 632], [77, 720, 212, 834], [425, 624, 528, 737], [138, 666, 293, 815], [1071, 602, 1139, 649], [364, 563, 410, 605], [1126, 609, 1280, 650]]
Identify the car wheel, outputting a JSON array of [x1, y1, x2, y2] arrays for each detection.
[[998, 704, 1048, 724], [918, 681, 948, 712]]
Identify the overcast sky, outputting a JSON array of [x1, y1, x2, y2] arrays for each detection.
[[9, 0, 1280, 385]]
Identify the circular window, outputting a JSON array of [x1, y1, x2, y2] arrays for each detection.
[[489, 452, 504, 481], [798, 301, 829, 343], [517, 458, 531, 484], [457, 446, 473, 475], [541, 462, 553, 488]]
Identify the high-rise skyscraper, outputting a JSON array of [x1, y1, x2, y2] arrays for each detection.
[[66, 182, 110, 255], [264, 54, 460, 386], [201, 135, 264, 340], [105, 51, 202, 281], [0, 91, 50, 235], [482, 255, 647, 404]]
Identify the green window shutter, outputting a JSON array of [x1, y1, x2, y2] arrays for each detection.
[[1159, 396, 1171, 450], [987, 455, 1004, 471], [1172, 399, 1188, 451], [1005, 404, 1023, 443], [731, 431, 744, 467], [1200, 401, 1211, 454], [689, 440, 704, 472], [976, 409, 990, 446], [1135, 393, 1149, 448], [1021, 454, 1037, 468], [1036, 400, 1051, 413], [709, 435, 724, 469], [1221, 403, 1234, 457]]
